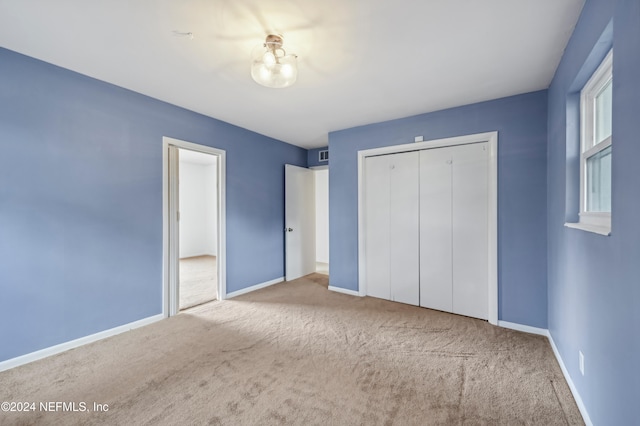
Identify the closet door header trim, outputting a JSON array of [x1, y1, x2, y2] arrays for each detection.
[[359, 132, 498, 158]]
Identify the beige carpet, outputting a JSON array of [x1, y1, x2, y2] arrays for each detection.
[[0, 274, 583, 425], [179, 255, 217, 310]]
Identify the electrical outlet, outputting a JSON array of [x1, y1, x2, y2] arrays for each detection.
[[579, 351, 585, 376]]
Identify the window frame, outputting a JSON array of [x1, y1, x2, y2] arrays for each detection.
[[578, 49, 613, 233]]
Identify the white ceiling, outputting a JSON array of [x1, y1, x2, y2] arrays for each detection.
[[0, 0, 584, 149]]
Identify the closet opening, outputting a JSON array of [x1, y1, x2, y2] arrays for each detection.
[[357, 132, 498, 325]]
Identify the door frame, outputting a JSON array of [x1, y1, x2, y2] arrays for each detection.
[[357, 131, 498, 325], [162, 136, 227, 317]]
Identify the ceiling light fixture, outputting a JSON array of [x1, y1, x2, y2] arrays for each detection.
[[251, 34, 298, 88]]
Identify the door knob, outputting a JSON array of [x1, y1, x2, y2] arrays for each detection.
[[285, 228, 293, 232]]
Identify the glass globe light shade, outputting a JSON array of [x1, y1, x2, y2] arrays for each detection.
[[251, 38, 298, 88], [262, 51, 276, 68]]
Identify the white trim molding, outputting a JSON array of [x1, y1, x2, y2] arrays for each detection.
[[497, 321, 592, 426], [0, 314, 163, 373], [571, 48, 613, 235], [163, 137, 227, 318], [328, 286, 362, 297], [548, 334, 594, 426], [498, 321, 549, 337], [357, 131, 499, 324], [564, 221, 611, 236], [225, 277, 284, 299]]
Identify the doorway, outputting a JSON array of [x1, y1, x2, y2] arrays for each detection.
[[284, 165, 330, 281], [178, 149, 218, 310], [284, 165, 316, 281], [163, 137, 226, 318], [314, 168, 329, 275]]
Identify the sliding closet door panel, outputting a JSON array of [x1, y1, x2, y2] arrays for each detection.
[[389, 151, 420, 306], [452, 143, 489, 320], [364, 155, 391, 300], [419, 148, 453, 312]]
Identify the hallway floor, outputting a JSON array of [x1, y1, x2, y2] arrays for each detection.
[[179, 255, 217, 310]]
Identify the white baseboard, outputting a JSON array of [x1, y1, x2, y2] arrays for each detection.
[[0, 314, 164, 373], [225, 277, 283, 299], [548, 333, 593, 426], [328, 285, 362, 297], [180, 253, 217, 259], [498, 320, 549, 337], [498, 321, 592, 426]]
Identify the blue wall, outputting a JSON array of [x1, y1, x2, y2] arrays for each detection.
[[547, 0, 640, 423], [328, 91, 549, 328], [0, 48, 306, 362], [307, 146, 329, 168]]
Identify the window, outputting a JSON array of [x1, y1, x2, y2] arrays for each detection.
[[578, 49, 612, 234], [319, 149, 329, 162]]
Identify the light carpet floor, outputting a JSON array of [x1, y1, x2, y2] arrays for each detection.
[[179, 255, 217, 310], [0, 274, 583, 425]]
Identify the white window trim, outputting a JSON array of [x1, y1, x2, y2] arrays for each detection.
[[566, 49, 612, 236]]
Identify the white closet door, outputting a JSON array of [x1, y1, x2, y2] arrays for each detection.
[[419, 148, 453, 312], [451, 142, 489, 320], [389, 151, 420, 305], [364, 155, 391, 300]]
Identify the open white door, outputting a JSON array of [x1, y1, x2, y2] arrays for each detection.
[[285, 164, 316, 281]]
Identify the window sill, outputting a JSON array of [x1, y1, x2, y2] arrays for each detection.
[[564, 222, 611, 236]]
